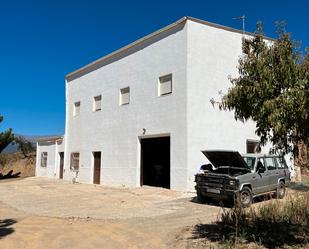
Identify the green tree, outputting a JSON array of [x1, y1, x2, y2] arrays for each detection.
[[13, 136, 35, 158], [0, 115, 14, 153], [216, 22, 309, 160]]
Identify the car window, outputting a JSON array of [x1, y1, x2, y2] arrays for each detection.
[[256, 158, 265, 172], [265, 157, 277, 171], [242, 157, 256, 170], [275, 157, 286, 169]]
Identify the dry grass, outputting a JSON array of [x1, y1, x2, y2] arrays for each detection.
[[0, 152, 35, 178], [192, 193, 309, 249]]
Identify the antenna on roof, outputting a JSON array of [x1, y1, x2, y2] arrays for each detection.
[[233, 15, 246, 36]]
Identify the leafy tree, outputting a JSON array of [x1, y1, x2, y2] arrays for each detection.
[[0, 115, 14, 153], [13, 136, 35, 158], [216, 22, 309, 161]]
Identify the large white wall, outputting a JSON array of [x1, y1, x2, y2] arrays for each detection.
[[186, 20, 268, 189], [64, 24, 188, 189], [61, 18, 273, 191]]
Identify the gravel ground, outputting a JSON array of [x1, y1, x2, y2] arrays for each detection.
[[0, 177, 221, 249]]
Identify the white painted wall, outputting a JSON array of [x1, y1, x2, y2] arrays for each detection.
[[35, 139, 64, 179], [36, 141, 57, 177], [186, 20, 269, 189], [38, 18, 273, 190], [64, 23, 188, 189]]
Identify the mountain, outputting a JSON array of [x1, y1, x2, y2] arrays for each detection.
[[2, 135, 59, 154]]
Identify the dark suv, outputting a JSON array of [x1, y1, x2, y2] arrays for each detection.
[[195, 150, 290, 207]]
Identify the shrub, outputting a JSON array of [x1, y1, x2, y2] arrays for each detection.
[[217, 193, 309, 248]]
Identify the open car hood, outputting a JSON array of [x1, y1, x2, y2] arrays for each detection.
[[201, 150, 249, 169]]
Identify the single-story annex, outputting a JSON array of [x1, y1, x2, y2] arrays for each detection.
[[36, 16, 272, 191]]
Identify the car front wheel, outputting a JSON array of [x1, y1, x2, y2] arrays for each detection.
[[237, 187, 252, 208]]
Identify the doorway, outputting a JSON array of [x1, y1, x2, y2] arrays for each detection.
[[59, 152, 64, 179], [93, 152, 101, 184], [140, 136, 170, 189]]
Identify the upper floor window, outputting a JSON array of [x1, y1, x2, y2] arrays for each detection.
[[246, 140, 259, 153], [41, 152, 47, 167], [120, 87, 130, 105], [93, 95, 102, 112], [158, 74, 172, 96], [70, 152, 80, 171], [73, 101, 80, 116]]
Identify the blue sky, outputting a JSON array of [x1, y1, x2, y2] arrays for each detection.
[[0, 0, 308, 136]]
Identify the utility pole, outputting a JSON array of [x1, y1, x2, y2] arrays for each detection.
[[233, 15, 246, 36]]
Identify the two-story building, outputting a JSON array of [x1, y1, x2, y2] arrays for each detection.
[[36, 16, 271, 190]]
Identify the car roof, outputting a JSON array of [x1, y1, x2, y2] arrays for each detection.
[[241, 153, 281, 158]]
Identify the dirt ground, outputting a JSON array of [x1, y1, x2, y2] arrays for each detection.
[[0, 177, 222, 249]]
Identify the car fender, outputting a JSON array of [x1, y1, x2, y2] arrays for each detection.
[[277, 178, 285, 185], [239, 183, 252, 191]]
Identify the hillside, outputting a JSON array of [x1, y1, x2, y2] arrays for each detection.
[[2, 135, 58, 153], [0, 152, 36, 179]]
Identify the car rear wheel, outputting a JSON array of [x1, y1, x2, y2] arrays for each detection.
[[237, 187, 252, 208], [276, 181, 286, 199]]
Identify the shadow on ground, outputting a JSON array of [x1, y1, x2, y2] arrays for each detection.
[[0, 219, 17, 239], [0, 170, 21, 180], [190, 197, 233, 208], [288, 182, 309, 192], [190, 194, 273, 208]]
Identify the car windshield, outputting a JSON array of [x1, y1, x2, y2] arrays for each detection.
[[242, 157, 256, 170]]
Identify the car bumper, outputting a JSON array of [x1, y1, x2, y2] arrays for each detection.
[[195, 185, 238, 200]]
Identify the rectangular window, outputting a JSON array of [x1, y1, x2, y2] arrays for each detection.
[[73, 101, 80, 116], [41, 152, 48, 167], [275, 157, 287, 169], [93, 95, 102, 112], [70, 152, 80, 171], [265, 157, 277, 171], [120, 87, 130, 105], [158, 74, 172, 96], [246, 140, 259, 153]]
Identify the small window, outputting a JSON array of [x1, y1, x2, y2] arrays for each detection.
[[41, 152, 48, 167], [93, 95, 102, 112], [159, 74, 172, 96], [120, 87, 130, 105], [265, 157, 277, 171], [275, 157, 286, 169], [70, 152, 80, 171], [246, 140, 259, 153], [73, 101, 80, 116]]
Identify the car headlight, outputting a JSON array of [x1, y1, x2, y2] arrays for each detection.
[[228, 180, 236, 186]]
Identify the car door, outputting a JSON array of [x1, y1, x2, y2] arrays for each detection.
[[265, 157, 278, 191], [275, 157, 290, 182], [252, 158, 270, 194]]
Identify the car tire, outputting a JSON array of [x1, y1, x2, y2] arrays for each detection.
[[276, 181, 286, 199], [237, 187, 252, 208]]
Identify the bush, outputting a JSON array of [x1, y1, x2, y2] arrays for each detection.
[[217, 193, 309, 248]]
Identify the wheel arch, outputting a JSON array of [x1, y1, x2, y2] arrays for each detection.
[[278, 178, 285, 184], [240, 183, 252, 191]]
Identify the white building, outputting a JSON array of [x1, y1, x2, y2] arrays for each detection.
[[36, 16, 271, 190]]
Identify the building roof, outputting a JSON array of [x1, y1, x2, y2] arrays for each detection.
[[66, 16, 274, 82], [37, 136, 63, 143]]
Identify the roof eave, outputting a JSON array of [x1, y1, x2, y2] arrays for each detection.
[[65, 16, 275, 82], [65, 16, 188, 81]]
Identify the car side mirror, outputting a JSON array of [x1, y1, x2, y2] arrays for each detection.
[[257, 166, 265, 173]]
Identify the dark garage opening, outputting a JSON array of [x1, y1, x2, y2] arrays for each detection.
[[140, 136, 170, 189]]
